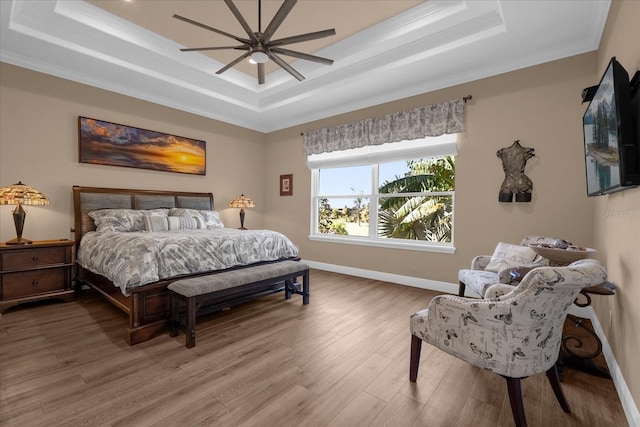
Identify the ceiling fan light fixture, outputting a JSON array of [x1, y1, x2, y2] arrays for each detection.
[[250, 48, 269, 64]]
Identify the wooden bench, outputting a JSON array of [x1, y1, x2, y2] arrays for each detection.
[[168, 260, 310, 348]]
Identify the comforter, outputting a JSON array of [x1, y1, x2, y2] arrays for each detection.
[[77, 228, 299, 295]]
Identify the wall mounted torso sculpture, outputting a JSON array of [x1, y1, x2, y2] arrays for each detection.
[[497, 140, 535, 202]]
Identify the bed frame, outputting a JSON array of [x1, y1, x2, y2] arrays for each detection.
[[72, 185, 287, 345]]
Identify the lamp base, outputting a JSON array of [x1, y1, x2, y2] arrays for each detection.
[[238, 208, 247, 230], [5, 237, 32, 245], [9, 203, 30, 245]]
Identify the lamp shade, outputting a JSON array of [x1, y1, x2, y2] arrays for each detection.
[[0, 181, 50, 206], [228, 194, 255, 209], [0, 181, 49, 245]]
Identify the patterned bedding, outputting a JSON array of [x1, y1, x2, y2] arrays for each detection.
[[77, 228, 299, 295]]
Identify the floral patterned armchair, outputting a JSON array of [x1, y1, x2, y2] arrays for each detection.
[[410, 259, 608, 427], [458, 235, 556, 297]]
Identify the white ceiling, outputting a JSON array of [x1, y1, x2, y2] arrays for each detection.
[[0, 0, 611, 133]]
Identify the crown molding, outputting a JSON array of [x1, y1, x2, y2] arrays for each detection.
[[1, 0, 610, 132]]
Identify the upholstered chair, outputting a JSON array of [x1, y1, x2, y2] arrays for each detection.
[[410, 259, 608, 427], [458, 235, 556, 297]]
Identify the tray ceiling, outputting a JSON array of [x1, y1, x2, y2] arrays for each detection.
[[0, 0, 610, 132]]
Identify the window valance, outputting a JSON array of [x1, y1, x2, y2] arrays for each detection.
[[306, 135, 457, 170], [302, 97, 466, 156]]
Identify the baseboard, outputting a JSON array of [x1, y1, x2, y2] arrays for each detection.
[[567, 302, 592, 319], [302, 260, 459, 294], [587, 306, 640, 427], [304, 260, 639, 427]]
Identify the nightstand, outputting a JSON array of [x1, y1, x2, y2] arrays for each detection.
[[0, 239, 75, 314]]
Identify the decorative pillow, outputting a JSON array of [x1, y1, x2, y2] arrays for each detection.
[[144, 215, 169, 232], [145, 208, 170, 216], [144, 216, 202, 232], [89, 209, 143, 233], [169, 216, 201, 230], [90, 208, 169, 233], [169, 208, 224, 229], [484, 242, 537, 273]]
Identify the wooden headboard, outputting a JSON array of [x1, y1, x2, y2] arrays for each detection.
[[72, 186, 214, 249]]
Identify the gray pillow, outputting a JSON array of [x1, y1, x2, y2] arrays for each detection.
[[89, 208, 168, 233]]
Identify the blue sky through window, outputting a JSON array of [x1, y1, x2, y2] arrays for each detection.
[[319, 160, 410, 197]]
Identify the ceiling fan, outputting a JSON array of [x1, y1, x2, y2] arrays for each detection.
[[173, 0, 336, 84]]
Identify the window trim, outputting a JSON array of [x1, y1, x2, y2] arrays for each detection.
[[308, 233, 456, 254], [309, 142, 457, 254]]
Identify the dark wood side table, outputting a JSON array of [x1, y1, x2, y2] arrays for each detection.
[[561, 281, 615, 378], [0, 239, 75, 314]]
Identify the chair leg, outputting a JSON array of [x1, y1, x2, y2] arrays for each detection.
[[546, 364, 571, 413], [458, 281, 466, 297], [409, 335, 422, 382], [505, 377, 527, 427]]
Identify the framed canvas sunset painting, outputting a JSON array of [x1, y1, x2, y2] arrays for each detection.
[[79, 117, 206, 175]]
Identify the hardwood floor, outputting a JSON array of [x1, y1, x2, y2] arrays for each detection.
[[0, 270, 627, 426]]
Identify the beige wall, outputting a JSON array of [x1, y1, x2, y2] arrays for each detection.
[[265, 53, 597, 285], [0, 63, 268, 240], [591, 0, 640, 410]]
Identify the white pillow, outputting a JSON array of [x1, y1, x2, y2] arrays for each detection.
[[484, 242, 537, 272]]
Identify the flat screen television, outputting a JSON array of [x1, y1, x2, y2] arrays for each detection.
[[582, 57, 640, 196]]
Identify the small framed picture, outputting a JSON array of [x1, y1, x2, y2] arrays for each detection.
[[280, 174, 293, 196]]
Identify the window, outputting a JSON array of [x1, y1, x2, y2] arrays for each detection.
[[309, 136, 456, 253]]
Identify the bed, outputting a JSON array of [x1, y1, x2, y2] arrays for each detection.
[[72, 185, 299, 345]]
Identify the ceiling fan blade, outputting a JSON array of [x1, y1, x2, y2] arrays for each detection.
[[173, 14, 250, 44], [223, 0, 259, 45], [258, 63, 265, 85], [180, 45, 249, 52], [270, 47, 334, 65], [215, 52, 251, 75], [269, 29, 336, 47], [267, 51, 305, 81], [262, 0, 297, 44]]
